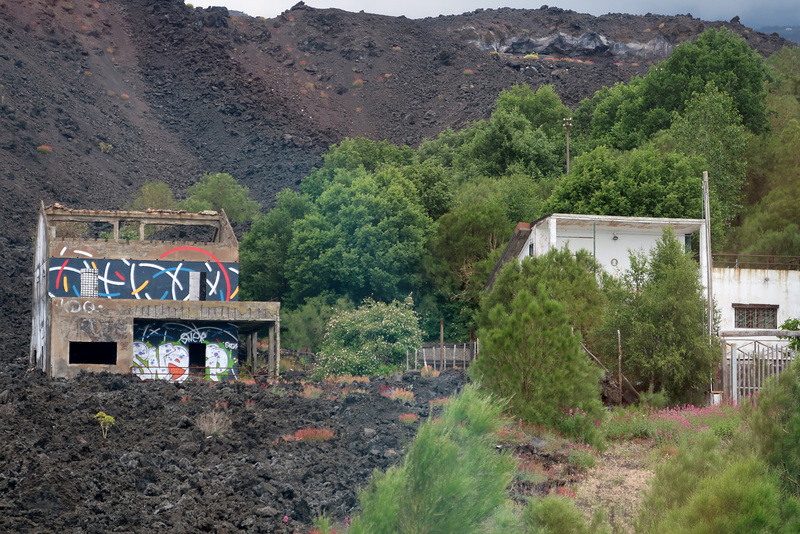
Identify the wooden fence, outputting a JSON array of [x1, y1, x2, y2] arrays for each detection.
[[722, 341, 796, 402], [408, 343, 478, 371]]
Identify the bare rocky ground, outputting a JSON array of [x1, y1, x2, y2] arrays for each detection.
[[0, 361, 469, 533]]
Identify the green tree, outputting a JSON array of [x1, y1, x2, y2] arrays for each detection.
[[315, 296, 423, 378], [494, 84, 571, 138], [180, 172, 260, 223], [239, 190, 311, 301], [665, 84, 750, 228], [125, 181, 177, 211], [593, 229, 718, 400], [281, 295, 353, 352], [547, 145, 704, 221], [474, 287, 605, 445], [286, 167, 432, 307], [479, 248, 607, 339], [643, 27, 768, 135]]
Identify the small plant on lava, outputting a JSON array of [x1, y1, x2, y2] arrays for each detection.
[[398, 413, 420, 424], [283, 427, 336, 442], [383, 387, 414, 403], [196, 410, 232, 438], [94, 411, 115, 439], [37, 145, 52, 154]]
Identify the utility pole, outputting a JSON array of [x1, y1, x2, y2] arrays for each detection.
[[702, 171, 714, 338], [563, 117, 572, 174]]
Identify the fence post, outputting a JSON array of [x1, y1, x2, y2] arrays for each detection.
[[731, 343, 738, 404], [415, 349, 418, 371]]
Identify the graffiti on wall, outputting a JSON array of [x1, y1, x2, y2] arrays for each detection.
[[132, 321, 238, 382], [48, 246, 239, 301]]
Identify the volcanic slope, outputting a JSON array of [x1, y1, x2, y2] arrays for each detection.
[[0, 0, 792, 357]]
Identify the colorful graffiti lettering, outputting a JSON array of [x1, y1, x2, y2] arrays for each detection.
[[132, 342, 190, 382], [47, 248, 239, 302], [133, 321, 238, 382]]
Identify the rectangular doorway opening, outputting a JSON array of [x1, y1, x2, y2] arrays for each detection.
[[188, 343, 206, 377], [69, 342, 117, 365]]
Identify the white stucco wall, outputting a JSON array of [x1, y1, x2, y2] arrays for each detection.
[[713, 268, 800, 332]]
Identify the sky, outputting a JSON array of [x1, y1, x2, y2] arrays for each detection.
[[209, 0, 799, 31]]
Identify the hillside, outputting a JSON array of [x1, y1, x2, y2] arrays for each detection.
[[0, 0, 792, 358]]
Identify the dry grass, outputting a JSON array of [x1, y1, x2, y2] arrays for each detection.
[[398, 413, 420, 424], [573, 441, 653, 533], [196, 410, 232, 438], [383, 388, 415, 403]]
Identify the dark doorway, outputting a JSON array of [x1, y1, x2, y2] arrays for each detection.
[[188, 343, 206, 376], [69, 342, 117, 365]]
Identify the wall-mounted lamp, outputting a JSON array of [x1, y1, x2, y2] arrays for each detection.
[[612, 233, 619, 241]]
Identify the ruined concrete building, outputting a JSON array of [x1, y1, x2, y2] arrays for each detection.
[[30, 203, 280, 381]]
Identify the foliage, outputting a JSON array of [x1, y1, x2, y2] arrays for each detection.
[[314, 297, 423, 378], [478, 248, 607, 338], [602, 401, 744, 445], [742, 356, 800, 496], [779, 317, 800, 351], [94, 411, 115, 439], [523, 495, 609, 534], [239, 190, 311, 302], [495, 84, 571, 138], [125, 181, 177, 212], [643, 27, 769, 135], [660, 84, 750, 239], [547, 145, 705, 221], [180, 172, 260, 223], [728, 119, 800, 256], [638, 432, 784, 534], [280, 295, 353, 352], [286, 167, 432, 307], [474, 287, 605, 446], [592, 229, 718, 400], [348, 385, 517, 533]]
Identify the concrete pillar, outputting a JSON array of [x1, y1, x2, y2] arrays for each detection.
[[275, 319, 281, 378], [268, 323, 276, 378], [548, 216, 557, 251]]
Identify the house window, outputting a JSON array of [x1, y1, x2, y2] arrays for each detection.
[[69, 341, 117, 365], [80, 268, 98, 298], [734, 305, 778, 329]]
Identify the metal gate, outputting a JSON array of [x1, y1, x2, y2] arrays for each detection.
[[722, 341, 795, 402]]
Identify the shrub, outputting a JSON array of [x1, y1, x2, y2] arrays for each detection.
[[196, 410, 231, 438], [349, 385, 516, 533], [125, 181, 177, 211], [523, 495, 609, 534], [743, 356, 800, 495], [637, 431, 786, 534], [180, 172, 260, 224], [314, 296, 423, 378], [463, 69, 475, 75], [37, 145, 52, 154]]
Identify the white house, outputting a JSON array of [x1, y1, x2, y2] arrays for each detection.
[[488, 213, 799, 400]]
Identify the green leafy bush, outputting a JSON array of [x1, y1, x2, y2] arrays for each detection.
[[125, 181, 177, 211], [180, 172, 259, 223], [349, 385, 517, 533], [314, 296, 423, 378]]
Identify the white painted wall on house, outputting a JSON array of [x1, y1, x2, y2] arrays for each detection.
[[713, 267, 800, 332]]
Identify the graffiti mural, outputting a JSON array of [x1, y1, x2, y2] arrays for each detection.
[[132, 321, 238, 382], [47, 246, 239, 301]]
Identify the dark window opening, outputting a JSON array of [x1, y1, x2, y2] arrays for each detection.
[[188, 343, 206, 376], [199, 272, 207, 301], [69, 342, 117, 365]]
